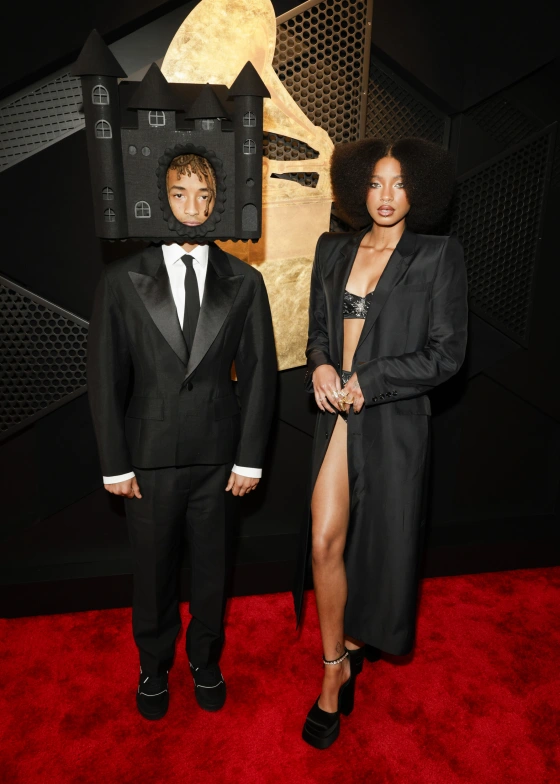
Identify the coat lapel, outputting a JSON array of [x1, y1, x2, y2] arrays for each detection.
[[356, 228, 418, 352], [128, 248, 189, 367], [184, 244, 245, 380]]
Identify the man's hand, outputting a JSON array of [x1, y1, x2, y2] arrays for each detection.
[[225, 472, 260, 496], [312, 365, 342, 414], [104, 477, 142, 499], [342, 372, 365, 414]]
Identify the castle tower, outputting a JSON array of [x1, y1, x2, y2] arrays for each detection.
[[184, 84, 229, 131], [72, 30, 128, 239], [228, 62, 270, 240], [127, 62, 181, 132]]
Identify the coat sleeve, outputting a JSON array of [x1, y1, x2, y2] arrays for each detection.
[[234, 273, 277, 468], [356, 236, 468, 406], [86, 269, 133, 477], [304, 233, 336, 393]]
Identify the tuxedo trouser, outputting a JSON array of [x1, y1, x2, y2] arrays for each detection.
[[124, 462, 235, 676]]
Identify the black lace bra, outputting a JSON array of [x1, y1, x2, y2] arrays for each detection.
[[343, 289, 375, 319]]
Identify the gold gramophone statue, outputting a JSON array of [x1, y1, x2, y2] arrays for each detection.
[[162, 0, 334, 369]]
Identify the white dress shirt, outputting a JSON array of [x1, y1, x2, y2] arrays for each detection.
[[103, 243, 262, 484]]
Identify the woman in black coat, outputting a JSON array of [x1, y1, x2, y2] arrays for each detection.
[[296, 138, 468, 749]]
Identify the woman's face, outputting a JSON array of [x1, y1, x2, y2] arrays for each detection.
[[366, 156, 410, 227]]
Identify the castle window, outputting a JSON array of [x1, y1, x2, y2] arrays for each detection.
[[92, 85, 109, 105], [95, 120, 112, 139], [148, 111, 165, 127], [104, 208, 116, 223], [242, 204, 257, 231], [243, 139, 256, 155], [201, 119, 215, 131], [243, 112, 256, 127], [135, 201, 151, 219], [102, 187, 114, 200]]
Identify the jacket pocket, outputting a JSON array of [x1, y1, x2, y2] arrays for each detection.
[[393, 396, 431, 416], [125, 396, 164, 421], [213, 395, 240, 421]]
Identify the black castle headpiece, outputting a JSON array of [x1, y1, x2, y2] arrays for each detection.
[[72, 30, 270, 242]]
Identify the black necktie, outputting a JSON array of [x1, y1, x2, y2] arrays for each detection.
[[181, 254, 200, 353]]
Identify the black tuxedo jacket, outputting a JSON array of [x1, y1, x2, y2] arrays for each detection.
[[87, 244, 276, 476]]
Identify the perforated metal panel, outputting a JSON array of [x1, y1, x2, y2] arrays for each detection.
[[263, 131, 319, 161], [0, 72, 85, 172], [451, 126, 555, 346], [365, 60, 450, 145], [466, 95, 541, 148], [550, 140, 560, 192], [263, 130, 319, 187], [274, 0, 373, 144], [0, 276, 89, 439]]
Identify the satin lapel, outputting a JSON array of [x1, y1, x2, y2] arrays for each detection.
[[128, 251, 189, 367], [327, 229, 369, 366], [184, 245, 245, 380], [356, 228, 418, 351]]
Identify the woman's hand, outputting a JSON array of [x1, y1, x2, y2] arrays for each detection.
[[312, 364, 342, 413], [341, 373, 365, 414]]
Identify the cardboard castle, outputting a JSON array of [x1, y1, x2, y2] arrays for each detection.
[[72, 30, 270, 242]]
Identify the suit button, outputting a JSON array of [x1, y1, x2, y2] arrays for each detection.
[[187, 382, 193, 391], [393, 390, 397, 395], [372, 396, 378, 402]]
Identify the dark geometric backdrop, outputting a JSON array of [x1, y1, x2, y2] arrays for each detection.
[[1, 0, 559, 616]]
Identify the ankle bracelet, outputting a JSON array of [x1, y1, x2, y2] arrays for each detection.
[[323, 649, 349, 666]]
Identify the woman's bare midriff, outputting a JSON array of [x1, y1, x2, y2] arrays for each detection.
[[342, 243, 394, 372]]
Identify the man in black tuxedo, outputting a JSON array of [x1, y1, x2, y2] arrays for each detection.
[[87, 154, 276, 719]]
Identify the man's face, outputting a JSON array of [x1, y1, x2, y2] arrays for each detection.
[[166, 167, 214, 227]]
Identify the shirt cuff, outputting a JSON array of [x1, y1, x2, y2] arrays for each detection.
[[232, 465, 262, 479], [103, 472, 135, 484]]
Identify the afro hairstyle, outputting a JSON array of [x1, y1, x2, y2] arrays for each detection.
[[330, 137, 455, 233]]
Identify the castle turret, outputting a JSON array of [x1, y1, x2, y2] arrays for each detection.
[[127, 62, 182, 132], [228, 61, 270, 240], [72, 29, 128, 239], [185, 84, 229, 132]]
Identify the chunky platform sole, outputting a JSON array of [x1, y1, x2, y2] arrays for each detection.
[[194, 694, 225, 712], [136, 693, 169, 720], [302, 718, 340, 750]]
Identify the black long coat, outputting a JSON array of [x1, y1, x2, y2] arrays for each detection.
[[293, 227, 468, 656]]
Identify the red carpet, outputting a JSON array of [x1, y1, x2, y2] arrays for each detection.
[[1, 568, 559, 783]]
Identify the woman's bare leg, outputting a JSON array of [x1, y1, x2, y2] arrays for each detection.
[[311, 415, 352, 712]]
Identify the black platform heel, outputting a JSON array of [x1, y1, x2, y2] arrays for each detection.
[[347, 646, 365, 676], [347, 644, 382, 675], [302, 649, 355, 750]]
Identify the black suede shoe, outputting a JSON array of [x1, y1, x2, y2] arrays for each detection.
[[190, 663, 226, 712], [302, 676, 355, 750], [136, 669, 169, 720]]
